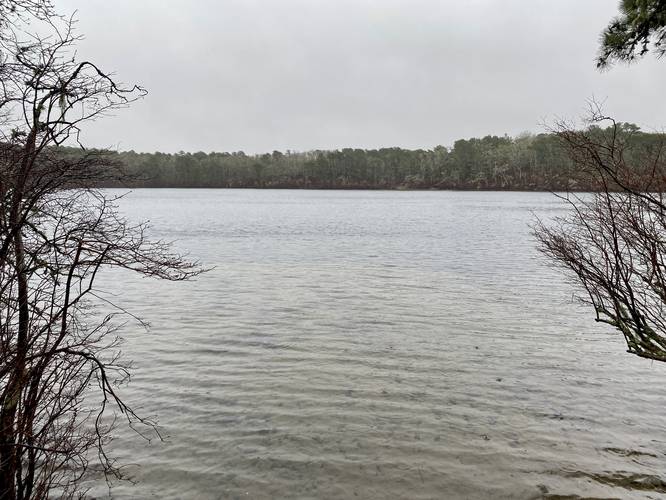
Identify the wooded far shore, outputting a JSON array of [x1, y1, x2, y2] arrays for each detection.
[[94, 124, 660, 191]]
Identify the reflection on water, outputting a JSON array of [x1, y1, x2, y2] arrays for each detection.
[[90, 190, 666, 499]]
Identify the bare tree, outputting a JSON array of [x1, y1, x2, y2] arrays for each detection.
[[0, 5, 201, 499], [535, 107, 666, 362]]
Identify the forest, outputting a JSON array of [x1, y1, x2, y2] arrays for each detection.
[[96, 123, 662, 190]]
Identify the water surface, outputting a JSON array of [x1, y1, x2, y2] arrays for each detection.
[[93, 190, 666, 499]]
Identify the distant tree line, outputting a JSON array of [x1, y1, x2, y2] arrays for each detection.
[[95, 124, 663, 190]]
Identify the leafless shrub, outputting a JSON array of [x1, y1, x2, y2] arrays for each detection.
[[0, 4, 202, 498], [535, 105, 666, 361]]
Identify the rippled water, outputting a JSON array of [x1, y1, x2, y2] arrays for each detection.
[[90, 189, 666, 499]]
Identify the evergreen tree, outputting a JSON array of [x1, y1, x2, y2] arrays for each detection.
[[598, 0, 666, 67]]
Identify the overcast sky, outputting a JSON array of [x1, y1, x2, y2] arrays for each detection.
[[58, 0, 664, 154]]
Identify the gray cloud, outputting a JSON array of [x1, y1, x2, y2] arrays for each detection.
[[59, 0, 665, 153]]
